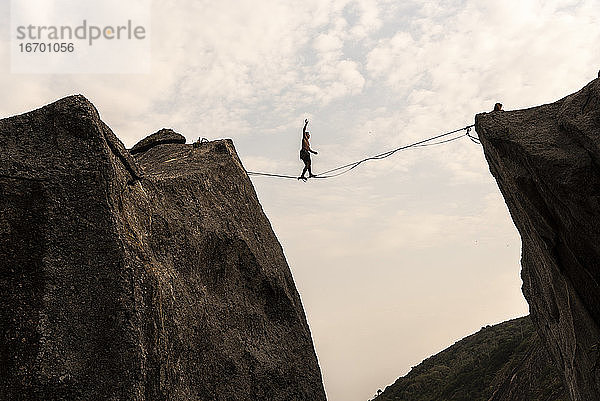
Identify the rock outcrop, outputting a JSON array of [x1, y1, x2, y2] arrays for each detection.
[[476, 78, 600, 401], [0, 96, 327, 401], [130, 128, 186, 155], [374, 316, 565, 401]]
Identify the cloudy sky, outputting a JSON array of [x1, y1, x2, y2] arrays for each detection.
[[2, 1, 599, 400]]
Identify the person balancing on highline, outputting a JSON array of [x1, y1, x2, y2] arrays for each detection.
[[298, 118, 318, 181]]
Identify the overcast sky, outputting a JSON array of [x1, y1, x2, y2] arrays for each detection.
[[2, 1, 599, 400]]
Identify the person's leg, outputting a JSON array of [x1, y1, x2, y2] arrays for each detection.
[[299, 158, 309, 180], [308, 161, 314, 177]]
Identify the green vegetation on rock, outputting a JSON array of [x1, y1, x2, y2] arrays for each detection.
[[373, 316, 566, 401]]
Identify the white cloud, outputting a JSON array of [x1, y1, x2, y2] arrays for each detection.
[[314, 31, 345, 55], [348, 0, 382, 39], [1, 1, 599, 401]]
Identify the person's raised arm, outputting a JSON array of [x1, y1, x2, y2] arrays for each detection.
[[303, 119, 309, 135]]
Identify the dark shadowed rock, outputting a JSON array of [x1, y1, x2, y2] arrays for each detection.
[[0, 96, 326, 401], [476, 78, 600, 401], [488, 339, 565, 401], [130, 128, 186, 155]]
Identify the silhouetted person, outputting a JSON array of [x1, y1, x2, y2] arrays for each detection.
[[493, 103, 503, 111], [298, 119, 318, 181]]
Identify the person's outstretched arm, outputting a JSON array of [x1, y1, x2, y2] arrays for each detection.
[[303, 119, 309, 135]]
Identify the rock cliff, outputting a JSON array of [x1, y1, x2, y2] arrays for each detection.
[[0, 96, 327, 401], [487, 332, 565, 401], [476, 78, 600, 401]]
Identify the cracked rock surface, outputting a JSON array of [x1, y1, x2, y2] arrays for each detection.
[[476, 78, 600, 401], [0, 96, 326, 401]]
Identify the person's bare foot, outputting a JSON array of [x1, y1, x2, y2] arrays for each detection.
[[298, 176, 307, 181]]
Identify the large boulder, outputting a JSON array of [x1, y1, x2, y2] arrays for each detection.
[[129, 128, 186, 155], [476, 78, 600, 401], [0, 95, 326, 401]]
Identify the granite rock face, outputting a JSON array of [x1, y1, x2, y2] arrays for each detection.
[[0, 96, 326, 401], [487, 336, 565, 401], [476, 78, 600, 401]]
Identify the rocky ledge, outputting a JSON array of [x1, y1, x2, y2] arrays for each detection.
[[476, 78, 600, 401]]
